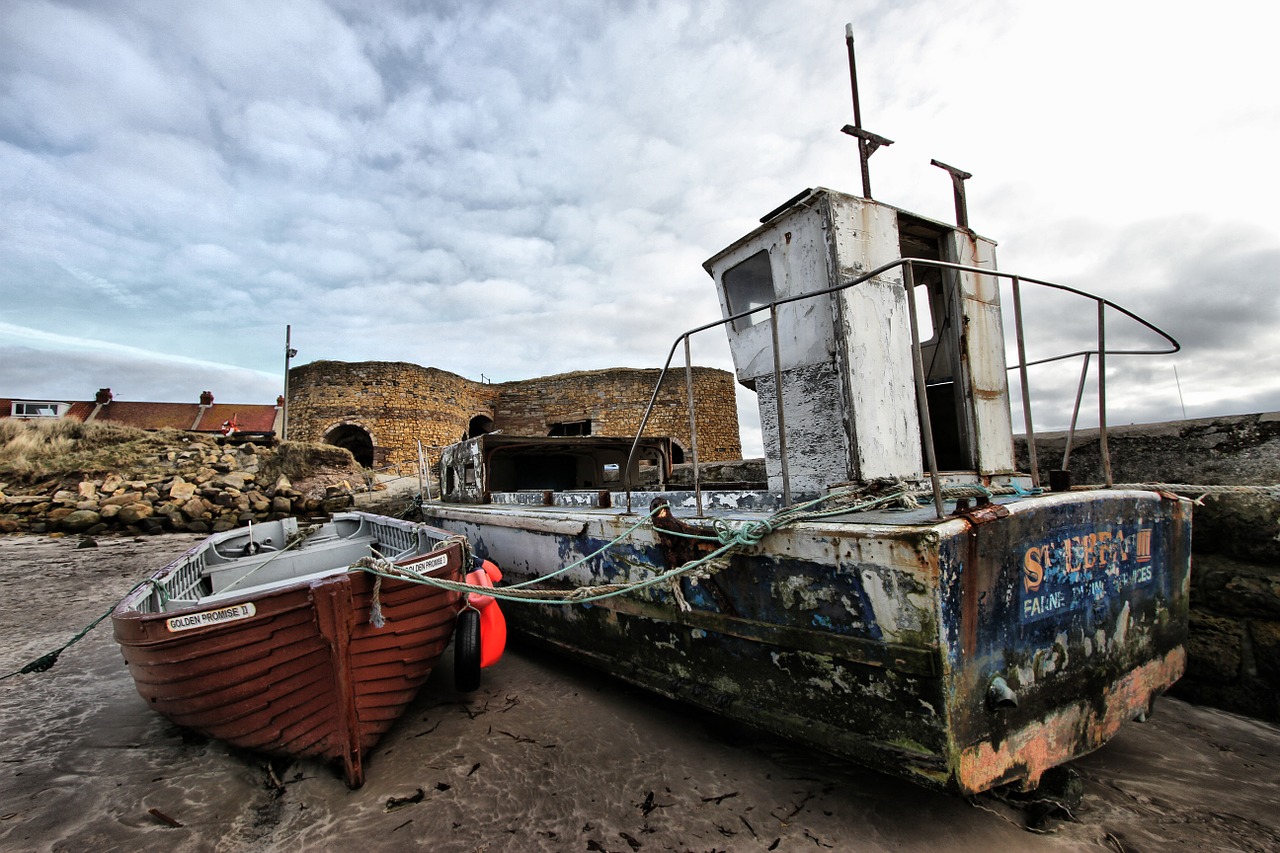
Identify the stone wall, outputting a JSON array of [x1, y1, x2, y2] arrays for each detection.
[[287, 361, 498, 467], [287, 361, 742, 470], [0, 440, 362, 536], [492, 367, 742, 462], [1015, 412, 1280, 487]]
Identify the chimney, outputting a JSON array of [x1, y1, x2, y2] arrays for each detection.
[[199, 391, 214, 406], [95, 388, 113, 405]]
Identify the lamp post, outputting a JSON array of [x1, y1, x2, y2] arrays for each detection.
[[282, 325, 298, 441]]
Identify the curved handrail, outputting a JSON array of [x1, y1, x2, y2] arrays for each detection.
[[623, 257, 1180, 512]]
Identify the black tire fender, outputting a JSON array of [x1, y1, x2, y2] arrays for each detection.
[[454, 608, 482, 692]]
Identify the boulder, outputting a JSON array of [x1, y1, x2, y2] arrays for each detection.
[[217, 472, 253, 491], [117, 502, 154, 525], [182, 496, 211, 519], [61, 510, 102, 532], [101, 491, 144, 507]]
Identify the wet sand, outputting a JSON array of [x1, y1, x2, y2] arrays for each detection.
[[2, 533, 1278, 852]]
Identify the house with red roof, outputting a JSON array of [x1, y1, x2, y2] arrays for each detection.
[[0, 389, 282, 439]]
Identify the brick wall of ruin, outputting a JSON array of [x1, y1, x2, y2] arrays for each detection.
[[286, 361, 742, 468]]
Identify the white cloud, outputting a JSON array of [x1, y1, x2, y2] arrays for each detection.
[[1, 0, 1276, 465]]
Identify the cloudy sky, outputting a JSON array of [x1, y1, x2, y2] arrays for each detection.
[[3, 0, 1277, 456]]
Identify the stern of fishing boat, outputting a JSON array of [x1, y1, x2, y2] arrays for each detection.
[[935, 488, 1192, 795]]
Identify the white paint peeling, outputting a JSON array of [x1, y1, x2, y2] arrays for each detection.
[[776, 574, 834, 610], [1114, 602, 1131, 648]]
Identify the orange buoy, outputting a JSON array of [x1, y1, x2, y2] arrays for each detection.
[[465, 561, 507, 668], [478, 599, 506, 668]]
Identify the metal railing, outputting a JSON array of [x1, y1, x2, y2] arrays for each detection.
[[623, 258, 1179, 517]]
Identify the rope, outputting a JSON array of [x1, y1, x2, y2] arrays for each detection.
[[503, 505, 663, 589], [349, 483, 926, 606], [369, 575, 385, 628], [9, 478, 1239, 679], [1, 598, 120, 680]]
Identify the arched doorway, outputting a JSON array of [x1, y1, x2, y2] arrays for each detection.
[[468, 414, 494, 438], [324, 423, 375, 468]]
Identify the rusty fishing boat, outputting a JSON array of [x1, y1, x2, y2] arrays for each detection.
[[111, 511, 498, 787], [417, 29, 1191, 797]]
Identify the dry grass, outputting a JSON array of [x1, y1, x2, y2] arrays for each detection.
[[257, 441, 358, 485], [0, 420, 194, 484], [0, 419, 360, 490]]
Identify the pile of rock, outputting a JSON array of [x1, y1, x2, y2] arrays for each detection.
[[0, 442, 358, 536]]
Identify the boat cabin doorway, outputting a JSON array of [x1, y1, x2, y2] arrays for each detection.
[[898, 212, 972, 472]]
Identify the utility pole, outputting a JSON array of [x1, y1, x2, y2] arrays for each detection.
[[282, 325, 297, 441]]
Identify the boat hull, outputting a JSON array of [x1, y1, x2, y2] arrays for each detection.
[[423, 488, 1190, 794], [112, 516, 465, 787]]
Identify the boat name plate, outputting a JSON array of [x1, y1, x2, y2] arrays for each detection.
[[165, 602, 258, 633]]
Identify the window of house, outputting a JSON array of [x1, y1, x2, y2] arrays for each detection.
[[13, 401, 67, 418]]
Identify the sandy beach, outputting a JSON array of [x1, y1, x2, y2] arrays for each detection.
[[2, 532, 1278, 852]]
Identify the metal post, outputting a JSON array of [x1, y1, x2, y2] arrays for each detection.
[[1097, 302, 1113, 487], [769, 305, 791, 506], [846, 24, 871, 199], [904, 262, 945, 518], [841, 24, 893, 200], [683, 337, 703, 517], [1010, 276, 1039, 488], [417, 440, 431, 501], [1062, 353, 1091, 470], [282, 325, 297, 441], [929, 159, 972, 230]]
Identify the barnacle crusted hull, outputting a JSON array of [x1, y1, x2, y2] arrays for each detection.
[[423, 486, 1190, 795]]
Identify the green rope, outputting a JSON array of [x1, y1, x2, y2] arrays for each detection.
[[1, 602, 117, 680], [503, 504, 663, 589], [352, 479, 1057, 607], [1, 480, 1049, 679], [352, 484, 907, 606]]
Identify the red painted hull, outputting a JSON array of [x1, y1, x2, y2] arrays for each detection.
[[112, 537, 464, 787]]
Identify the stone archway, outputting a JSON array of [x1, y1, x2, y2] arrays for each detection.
[[468, 414, 494, 438], [324, 423, 375, 468]]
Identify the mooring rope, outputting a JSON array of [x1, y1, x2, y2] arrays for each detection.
[[6, 477, 1242, 680], [351, 480, 1000, 606]]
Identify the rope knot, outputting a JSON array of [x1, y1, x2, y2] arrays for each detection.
[[713, 517, 775, 547]]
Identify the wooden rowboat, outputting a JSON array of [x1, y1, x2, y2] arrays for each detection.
[[111, 511, 469, 787]]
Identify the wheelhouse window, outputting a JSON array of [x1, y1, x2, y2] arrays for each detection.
[[723, 250, 775, 332]]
